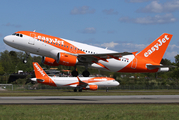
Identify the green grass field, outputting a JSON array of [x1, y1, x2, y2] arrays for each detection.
[[0, 104, 179, 120], [0, 89, 179, 120]]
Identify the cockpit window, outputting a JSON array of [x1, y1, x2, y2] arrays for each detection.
[[12, 33, 23, 37]]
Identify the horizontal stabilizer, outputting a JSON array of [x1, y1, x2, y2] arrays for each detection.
[[146, 65, 176, 72]]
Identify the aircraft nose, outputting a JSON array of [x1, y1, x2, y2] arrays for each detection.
[[3, 35, 14, 45], [115, 81, 120, 86], [3, 36, 11, 44]]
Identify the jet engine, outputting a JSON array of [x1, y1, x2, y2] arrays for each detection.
[[42, 57, 59, 66], [56, 53, 78, 66], [83, 84, 98, 91]]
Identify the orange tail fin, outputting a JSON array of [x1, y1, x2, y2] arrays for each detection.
[[137, 33, 173, 64], [33, 62, 57, 86], [33, 62, 48, 79]]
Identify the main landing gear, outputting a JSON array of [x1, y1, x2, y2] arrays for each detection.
[[74, 88, 82, 92], [71, 65, 90, 77]]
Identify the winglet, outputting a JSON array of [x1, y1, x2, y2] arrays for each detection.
[[77, 76, 87, 85], [132, 51, 138, 56]]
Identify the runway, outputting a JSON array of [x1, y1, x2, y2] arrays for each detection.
[[0, 95, 179, 104]]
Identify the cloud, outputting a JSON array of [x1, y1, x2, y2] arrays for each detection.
[[102, 9, 118, 15], [96, 41, 178, 62], [100, 41, 146, 51], [2, 23, 21, 28], [101, 42, 119, 48], [70, 6, 95, 15], [80, 27, 96, 34], [137, 0, 179, 13], [165, 51, 178, 62], [125, 0, 153, 3], [119, 13, 177, 24]]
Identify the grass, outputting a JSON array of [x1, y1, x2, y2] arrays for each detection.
[[0, 89, 179, 96], [0, 89, 179, 120], [0, 104, 179, 120]]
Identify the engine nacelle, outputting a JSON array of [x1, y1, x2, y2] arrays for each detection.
[[42, 57, 59, 66], [83, 84, 98, 91], [56, 53, 78, 66]]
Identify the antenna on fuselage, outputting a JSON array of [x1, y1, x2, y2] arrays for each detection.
[[33, 30, 36, 32]]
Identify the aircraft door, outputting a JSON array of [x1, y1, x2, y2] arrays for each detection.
[[131, 57, 137, 69], [28, 33, 36, 45]]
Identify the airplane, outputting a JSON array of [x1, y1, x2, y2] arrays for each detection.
[[31, 62, 119, 92], [3, 31, 173, 77]]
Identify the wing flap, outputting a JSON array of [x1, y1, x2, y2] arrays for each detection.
[[77, 52, 133, 63]]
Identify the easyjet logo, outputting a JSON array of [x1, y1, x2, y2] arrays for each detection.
[[144, 35, 169, 57], [34, 63, 45, 76], [35, 35, 64, 45]]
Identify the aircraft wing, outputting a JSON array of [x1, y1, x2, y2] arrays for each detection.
[[77, 76, 88, 88], [77, 52, 133, 63]]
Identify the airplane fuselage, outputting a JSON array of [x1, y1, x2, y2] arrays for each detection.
[[4, 31, 172, 74]]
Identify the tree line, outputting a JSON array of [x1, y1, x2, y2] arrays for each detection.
[[0, 50, 179, 86]]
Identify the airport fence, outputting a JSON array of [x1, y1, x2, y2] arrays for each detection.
[[1, 84, 179, 91]]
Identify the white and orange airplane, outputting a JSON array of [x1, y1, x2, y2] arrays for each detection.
[[3, 31, 173, 77], [31, 62, 119, 92]]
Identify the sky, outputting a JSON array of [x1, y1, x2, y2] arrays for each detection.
[[0, 0, 179, 62]]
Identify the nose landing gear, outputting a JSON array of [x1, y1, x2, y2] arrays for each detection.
[[23, 52, 30, 64]]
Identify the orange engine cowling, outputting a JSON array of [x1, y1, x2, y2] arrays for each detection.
[[56, 53, 78, 66], [83, 84, 98, 91], [42, 57, 59, 66]]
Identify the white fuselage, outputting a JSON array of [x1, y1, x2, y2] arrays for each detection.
[[4, 33, 134, 72], [31, 77, 120, 88]]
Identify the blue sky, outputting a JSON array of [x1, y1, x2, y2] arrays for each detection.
[[0, 0, 179, 62]]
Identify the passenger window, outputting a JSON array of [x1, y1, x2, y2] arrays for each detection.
[[20, 34, 23, 37]]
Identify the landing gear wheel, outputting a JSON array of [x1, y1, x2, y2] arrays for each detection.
[[82, 70, 90, 77], [74, 88, 77, 92], [23, 59, 27, 64], [79, 89, 82, 92], [72, 70, 79, 77]]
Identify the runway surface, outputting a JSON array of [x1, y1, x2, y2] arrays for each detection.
[[0, 95, 179, 104]]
